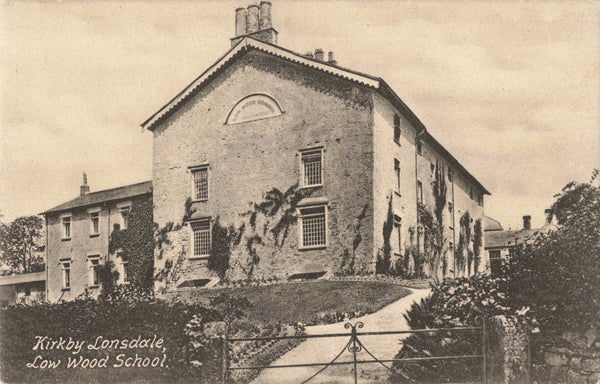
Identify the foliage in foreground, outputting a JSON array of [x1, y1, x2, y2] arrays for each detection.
[[501, 172, 600, 334], [0, 288, 221, 384], [391, 275, 512, 383]]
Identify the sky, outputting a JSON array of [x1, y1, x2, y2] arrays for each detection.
[[0, 1, 598, 230]]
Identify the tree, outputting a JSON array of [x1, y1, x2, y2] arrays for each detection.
[[0, 216, 45, 274], [502, 170, 600, 333]]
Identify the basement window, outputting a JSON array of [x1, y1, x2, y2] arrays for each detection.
[[287, 271, 327, 281], [177, 279, 211, 288], [299, 205, 327, 249]]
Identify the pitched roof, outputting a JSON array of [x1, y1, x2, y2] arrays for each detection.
[[485, 228, 537, 249], [42, 181, 152, 215], [0, 271, 45, 286], [141, 36, 489, 195], [484, 215, 504, 231]]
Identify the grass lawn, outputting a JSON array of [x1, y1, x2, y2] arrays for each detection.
[[169, 280, 412, 324]]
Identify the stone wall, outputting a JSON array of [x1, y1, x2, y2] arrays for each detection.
[[152, 50, 375, 290], [533, 328, 600, 384]]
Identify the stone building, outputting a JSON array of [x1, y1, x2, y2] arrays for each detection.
[[485, 211, 557, 276], [0, 271, 45, 307], [143, 3, 489, 291], [42, 175, 152, 302]]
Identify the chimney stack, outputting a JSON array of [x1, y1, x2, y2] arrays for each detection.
[[544, 209, 553, 224], [314, 48, 324, 61], [523, 215, 531, 230], [246, 4, 259, 33], [80, 172, 90, 196], [327, 51, 337, 65], [259, 1, 272, 30], [235, 8, 248, 36], [232, 2, 277, 46]]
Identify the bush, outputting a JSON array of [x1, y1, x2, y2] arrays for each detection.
[[0, 294, 220, 383], [501, 175, 600, 334], [391, 275, 513, 383]]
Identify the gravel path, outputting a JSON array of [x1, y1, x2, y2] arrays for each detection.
[[250, 288, 431, 384]]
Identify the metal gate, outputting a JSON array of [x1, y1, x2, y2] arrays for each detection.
[[223, 316, 487, 384]]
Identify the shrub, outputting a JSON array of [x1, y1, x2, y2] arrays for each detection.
[[0, 295, 220, 383], [501, 173, 600, 334], [391, 275, 514, 383]]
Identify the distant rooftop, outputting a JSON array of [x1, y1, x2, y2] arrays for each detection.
[[484, 216, 503, 232], [0, 271, 45, 286], [42, 181, 152, 215]]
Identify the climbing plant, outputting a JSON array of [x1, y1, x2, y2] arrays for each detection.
[[109, 197, 154, 289], [473, 218, 482, 273], [456, 211, 472, 276], [376, 197, 394, 274], [432, 160, 447, 277], [418, 202, 437, 276]]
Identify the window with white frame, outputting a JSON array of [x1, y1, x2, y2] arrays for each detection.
[[120, 206, 130, 229], [90, 211, 100, 236], [191, 166, 209, 201], [88, 256, 100, 287], [61, 215, 71, 239], [61, 260, 71, 289], [394, 158, 401, 193], [299, 205, 327, 248], [300, 148, 323, 187], [121, 261, 129, 284], [393, 215, 402, 254], [490, 250, 501, 276], [393, 114, 401, 144], [190, 219, 211, 257]]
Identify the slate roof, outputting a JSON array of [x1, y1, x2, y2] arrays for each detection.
[[0, 271, 45, 286], [141, 37, 490, 196], [42, 181, 152, 215], [485, 223, 558, 249], [484, 216, 504, 231]]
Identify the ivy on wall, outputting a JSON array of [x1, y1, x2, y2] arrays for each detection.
[[108, 197, 154, 289], [473, 218, 482, 273], [456, 211, 472, 276], [376, 196, 394, 275]]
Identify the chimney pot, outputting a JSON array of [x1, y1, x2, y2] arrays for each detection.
[[544, 209, 553, 224], [314, 48, 324, 61], [259, 1, 272, 30], [80, 172, 90, 196], [327, 51, 337, 65], [305, 51, 314, 58], [523, 215, 531, 230], [235, 7, 248, 37], [247, 4, 259, 33]]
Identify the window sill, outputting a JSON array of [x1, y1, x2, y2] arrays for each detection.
[[299, 245, 327, 251], [300, 184, 323, 190], [61, 238, 71, 242], [188, 255, 210, 260], [394, 191, 401, 197], [61, 288, 71, 292], [89, 233, 100, 238], [191, 199, 208, 203], [87, 285, 99, 289]]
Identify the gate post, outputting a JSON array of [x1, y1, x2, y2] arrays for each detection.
[[221, 328, 229, 384]]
